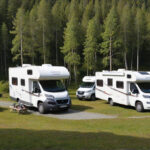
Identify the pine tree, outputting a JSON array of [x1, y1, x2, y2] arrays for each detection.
[[83, 17, 100, 75], [37, 0, 52, 64], [100, 7, 121, 71], [0, 0, 7, 23], [120, 4, 132, 69], [81, 0, 94, 31], [10, 8, 27, 65], [61, 14, 82, 83], [7, 0, 21, 29], [29, 4, 38, 64], [1, 23, 8, 76], [52, 0, 68, 65], [135, 8, 147, 71]]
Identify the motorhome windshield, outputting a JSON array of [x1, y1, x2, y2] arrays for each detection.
[[80, 82, 94, 88], [40, 80, 65, 92], [137, 82, 150, 93]]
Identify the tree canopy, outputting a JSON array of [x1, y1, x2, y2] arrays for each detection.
[[0, 0, 150, 82]]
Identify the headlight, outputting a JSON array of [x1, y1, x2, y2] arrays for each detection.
[[45, 94, 55, 101], [143, 95, 150, 98]]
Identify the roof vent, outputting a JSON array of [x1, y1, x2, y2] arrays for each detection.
[[22, 64, 31, 67], [42, 64, 52, 67], [118, 69, 125, 72]]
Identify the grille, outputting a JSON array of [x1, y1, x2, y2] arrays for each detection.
[[57, 99, 68, 104], [78, 91, 84, 95]]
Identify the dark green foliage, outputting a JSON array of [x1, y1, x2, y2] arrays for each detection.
[[0, 0, 150, 82]]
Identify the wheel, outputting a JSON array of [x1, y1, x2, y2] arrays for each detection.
[[78, 97, 83, 100], [63, 107, 69, 112], [91, 94, 95, 101], [136, 102, 144, 112], [38, 103, 45, 114], [109, 99, 115, 106]]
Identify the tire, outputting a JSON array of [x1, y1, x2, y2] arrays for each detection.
[[78, 97, 83, 100], [38, 103, 45, 114], [136, 102, 144, 112], [63, 107, 69, 112], [109, 99, 115, 106], [91, 94, 95, 101]]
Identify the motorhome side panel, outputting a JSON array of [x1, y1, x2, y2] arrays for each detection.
[[9, 68, 31, 104], [112, 78, 128, 105], [96, 72, 129, 105], [9, 68, 21, 101], [96, 74, 109, 101]]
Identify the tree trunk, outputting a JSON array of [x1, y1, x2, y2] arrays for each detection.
[[124, 52, 128, 70], [124, 27, 128, 70], [74, 65, 77, 84], [137, 20, 140, 71], [56, 30, 58, 65], [20, 30, 23, 66], [43, 23, 46, 64], [130, 47, 133, 70], [94, 51, 97, 72], [109, 36, 112, 71], [4, 40, 7, 76]]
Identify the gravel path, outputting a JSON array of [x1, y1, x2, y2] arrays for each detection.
[[0, 101, 117, 120], [128, 116, 150, 119], [29, 109, 117, 120]]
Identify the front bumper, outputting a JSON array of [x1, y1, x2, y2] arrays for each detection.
[[76, 92, 92, 99], [43, 99, 71, 111]]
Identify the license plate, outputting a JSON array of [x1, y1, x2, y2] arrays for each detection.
[[60, 105, 67, 108]]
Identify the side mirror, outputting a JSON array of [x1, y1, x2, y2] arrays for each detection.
[[128, 92, 131, 95], [33, 88, 41, 93], [132, 89, 139, 94]]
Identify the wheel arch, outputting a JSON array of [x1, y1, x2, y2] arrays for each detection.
[[37, 100, 43, 107], [135, 100, 142, 106]]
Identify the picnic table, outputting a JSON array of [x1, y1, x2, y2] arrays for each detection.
[[9, 103, 27, 114]]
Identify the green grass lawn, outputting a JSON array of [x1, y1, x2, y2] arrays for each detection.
[[0, 108, 150, 150], [0, 93, 12, 101], [0, 89, 150, 149]]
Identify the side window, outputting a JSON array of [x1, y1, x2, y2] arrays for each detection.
[[12, 77, 18, 86], [116, 81, 124, 89], [27, 70, 32, 75], [130, 83, 139, 94], [33, 81, 41, 93], [108, 78, 113, 86], [97, 80, 103, 87], [21, 79, 25, 86]]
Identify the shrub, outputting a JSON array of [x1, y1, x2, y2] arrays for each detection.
[[0, 81, 9, 93]]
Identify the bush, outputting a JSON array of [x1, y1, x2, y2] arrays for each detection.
[[0, 81, 9, 93]]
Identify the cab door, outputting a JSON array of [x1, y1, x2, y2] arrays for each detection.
[[128, 83, 139, 106], [31, 81, 41, 107]]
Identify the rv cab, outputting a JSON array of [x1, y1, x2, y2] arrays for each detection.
[[76, 76, 95, 100]]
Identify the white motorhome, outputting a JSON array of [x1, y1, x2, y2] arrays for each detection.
[[96, 69, 150, 112], [9, 64, 71, 113], [76, 76, 95, 100]]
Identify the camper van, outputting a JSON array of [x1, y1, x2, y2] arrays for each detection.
[[9, 64, 71, 113], [76, 76, 95, 100], [96, 69, 150, 112]]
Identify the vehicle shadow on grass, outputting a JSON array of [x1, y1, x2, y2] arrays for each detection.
[[110, 103, 150, 113], [28, 105, 93, 115], [0, 128, 150, 150], [0, 107, 8, 112]]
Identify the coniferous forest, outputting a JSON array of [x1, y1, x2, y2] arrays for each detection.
[[0, 0, 150, 82]]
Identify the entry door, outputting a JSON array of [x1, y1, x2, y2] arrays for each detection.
[[20, 79, 30, 105]]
